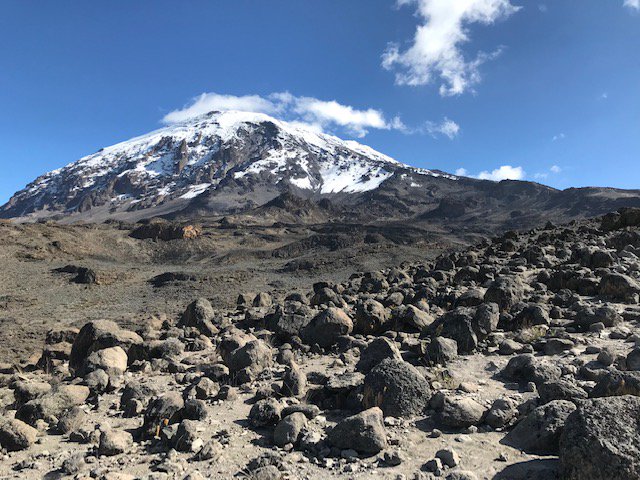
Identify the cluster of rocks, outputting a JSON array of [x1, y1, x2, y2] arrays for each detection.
[[0, 207, 639, 479]]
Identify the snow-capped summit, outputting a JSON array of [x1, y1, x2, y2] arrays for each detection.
[[0, 110, 452, 220]]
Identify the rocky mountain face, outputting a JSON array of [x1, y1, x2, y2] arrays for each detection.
[[0, 111, 452, 221], [2, 110, 639, 229]]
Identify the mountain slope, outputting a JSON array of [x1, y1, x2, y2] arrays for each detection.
[[0, 111, 451, 221], [2, 110, 639, 227]]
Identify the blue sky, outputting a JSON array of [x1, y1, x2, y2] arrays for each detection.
[[0, 0, 638, 203]]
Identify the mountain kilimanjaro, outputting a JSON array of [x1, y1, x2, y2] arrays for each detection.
[[2, 110, 639, 228]]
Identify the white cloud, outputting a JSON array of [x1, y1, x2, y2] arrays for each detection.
[[162, 91, 457, 139], [552, 133, 566, 141], [601, 92, 609, 99], [477, 165, 525, 181], [538, 4, 548, 12], [290, 97, 390, 137], [162, 92, 400, 138], [426, 118, 461, 139], [534, 172, 548, 180], [624, 0, 640, 10], [162, 93, 276, 124], [550, 165, 561, 173], [454, 164, 525, 181], [382, 0, 521, 96]]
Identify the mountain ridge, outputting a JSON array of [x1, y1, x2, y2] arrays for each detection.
[[0, 110, 451, 221], [2, 110, 639, 228]]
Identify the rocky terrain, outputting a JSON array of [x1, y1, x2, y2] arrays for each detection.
[[0, 206, 639, 479]]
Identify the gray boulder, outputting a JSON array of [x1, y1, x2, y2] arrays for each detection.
[[354, 299, 390, 334], [69, 320, 142, 373], [438, 397, 485, 428], [249, 398, 283, 428], [502, 400, 576, 455], [560, 395, 640, 480], [0, 418, 38, 451], [425, 337, 458, 366], [356, 337, 402, 373], [484, 277, 524, 312], [141, 392, 184, 438], [273, 412, 307, 447], [179, 297, 220, 336], [327, 407, 387, 454], [363, 358, 431, 418], [590, 369, 640, 398], [502, 354, 562, 386], [301, 307, 353, 348], [98, 429, 133, 456]]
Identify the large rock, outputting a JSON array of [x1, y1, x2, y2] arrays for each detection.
[[560, 395, 640, 480], [538, 380, 588, 405], [130, 222, 201, 241], [327, 407, 387, 455], [16, 385, 90, 427], [425, 337, 458, 366], [484, 277, 524, 312], [356, 337, 402, 373], [141, 392, 184, 438], [502, 354, 561, 386], [438, 397, 485, 428], [273, 412, 307, 447], [69, 320, 142, 373], [590, 369, 640, 398], [362, 358, 431, 418], [599, 273, 640, 303], [512, 305, 549, 330], [502, 400, 576, 455], [227, 339, 272, 376], [249, 398, 283, 428], [601, 207, 640, 231], [401, 305, 435, 331], [301, 307, 353, 348], [98, 429, 133, 456], [281, 363, 306, 398], [354, 299, 390, 334], [83, 346, 128, 377], [484, 398, 517, 429], [0, 418, 38, 451], [179, 298, 219, 336], [426, 308, 477, 354], [12, 381, 52, 407], [265, 304, 312, 339]]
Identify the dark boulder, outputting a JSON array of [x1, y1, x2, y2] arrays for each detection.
[[560, 395, 640, 480]]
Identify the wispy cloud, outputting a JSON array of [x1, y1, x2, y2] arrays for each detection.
[[552, 133, 566, 141], [163, 92, 400, 138], [382, 0, 521, 96], [425, 118, 461, 139], [624, 0, 640, 11], [455, 164, 525, 181], [534, 165, 561, 180], [163, 91, 459, 139], [162, 93, 276, 124]]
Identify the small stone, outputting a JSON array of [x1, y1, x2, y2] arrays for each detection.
[[424, 457, 443, 474]]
